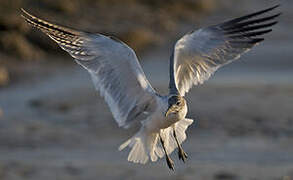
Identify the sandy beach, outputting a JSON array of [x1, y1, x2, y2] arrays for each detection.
[[0, 0, 292, 179]]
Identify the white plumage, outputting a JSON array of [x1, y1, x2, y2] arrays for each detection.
[[21, 5, 280, 170]]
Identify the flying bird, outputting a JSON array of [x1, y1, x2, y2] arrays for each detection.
[[21, 5, 280, 170]]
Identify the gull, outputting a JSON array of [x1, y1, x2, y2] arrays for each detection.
[[21, 5, 280, 170]]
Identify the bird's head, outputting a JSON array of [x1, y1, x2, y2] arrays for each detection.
[[165, 95, 186, 117]]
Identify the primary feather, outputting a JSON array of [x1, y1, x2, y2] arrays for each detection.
[[21, 5, 280, 168], [21, 9, 157, 128], [169, 5, 280, 96]]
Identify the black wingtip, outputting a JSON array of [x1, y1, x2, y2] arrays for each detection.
[[225, 21, 278, 35], [224, 12, 281, 32], [230, 38, 264, 45], [270, 4, 281, 10], [253, 4, 281, 15], [251, 38, 265, 44], [229, 29, 272, 39], [276, 12, 282, 18], [259, 4, 280, 14], [222, 4, 281, 28]]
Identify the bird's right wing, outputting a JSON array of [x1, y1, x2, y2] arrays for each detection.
[[21, 9, 158, 128], [169, 5, 280, 96]]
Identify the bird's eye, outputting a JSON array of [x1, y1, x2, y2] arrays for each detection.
[[176, 101, 181, 105]]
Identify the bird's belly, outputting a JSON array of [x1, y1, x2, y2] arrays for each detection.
[[144, 96, 187, 133], [145, 112, 181, 133], [161, 118, 179, 129]]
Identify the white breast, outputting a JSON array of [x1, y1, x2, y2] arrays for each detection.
[[144, 96, 187, 132], [166, 102, 187, 124]]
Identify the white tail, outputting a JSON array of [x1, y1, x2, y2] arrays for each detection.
[[119, 118, 193, 164], [118, 129, 149, 164], [161, 118, 193, 155]]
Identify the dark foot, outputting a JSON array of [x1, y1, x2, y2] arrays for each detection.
[[166, 156, 175, 171], [178, 147, 188, 163]]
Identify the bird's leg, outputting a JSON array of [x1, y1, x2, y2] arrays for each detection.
[[159, 132, 174, 171], [173, 127, 188, 163]]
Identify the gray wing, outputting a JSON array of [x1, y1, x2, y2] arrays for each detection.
[[21, 9, 158, 128], [169, 5, 280, 96]]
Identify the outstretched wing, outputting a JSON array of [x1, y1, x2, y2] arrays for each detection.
[[169, 5, 281, 96], [21, 9, 158, 128]]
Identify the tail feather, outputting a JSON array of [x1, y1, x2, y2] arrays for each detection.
[[128, 138, 148, 164], [175, 118, 194, 143], [118, 139, 131, 151], [154, 145, 164, 160], [160, 118, 193, 155], [119, 130, 149, 164], [149, 133, 164, 162], [119, 118, 194, 164]]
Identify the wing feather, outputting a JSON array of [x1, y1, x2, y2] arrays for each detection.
[[21, 9, 157, 128], [169, 5, 280, 96]]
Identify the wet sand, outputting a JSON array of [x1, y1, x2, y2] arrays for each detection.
[[0, 1, 292, 179], [0, 51, 292, 179]]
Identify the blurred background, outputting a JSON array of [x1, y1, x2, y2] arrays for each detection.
[[0, 0, 292, 179]]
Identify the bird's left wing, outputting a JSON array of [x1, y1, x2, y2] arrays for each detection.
[[169, 5, 280, 96], [21, 9, 158, 128]]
